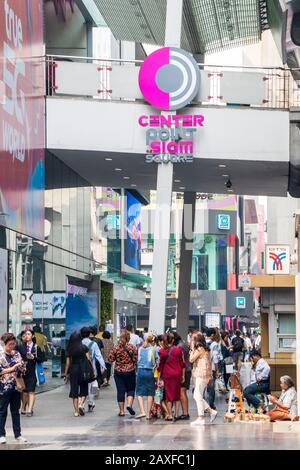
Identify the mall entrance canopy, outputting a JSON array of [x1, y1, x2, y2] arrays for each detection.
[[86, 0, 268, 55]]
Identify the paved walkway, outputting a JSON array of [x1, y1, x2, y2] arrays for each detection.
[[2, 384, 300, 450]]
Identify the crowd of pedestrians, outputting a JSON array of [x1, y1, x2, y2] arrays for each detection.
[[0, 323, 298, 444]]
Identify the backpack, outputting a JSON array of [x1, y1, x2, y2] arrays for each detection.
[[232, 336, 245, 352]]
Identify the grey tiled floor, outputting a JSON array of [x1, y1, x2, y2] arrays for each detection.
[[3, 383, 300, 450]]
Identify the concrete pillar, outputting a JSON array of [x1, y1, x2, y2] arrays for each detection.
[[177, 192, 196, 339], [148, 0, 183, 334], [149, 164, 173, 334]]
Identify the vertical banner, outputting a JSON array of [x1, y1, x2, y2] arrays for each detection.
[[0, 248, 8, 334], [66, 279, 98, 339], [0, 0, 45, 240]]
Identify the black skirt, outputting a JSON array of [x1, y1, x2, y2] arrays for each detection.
[[69, 364, 88, 399]]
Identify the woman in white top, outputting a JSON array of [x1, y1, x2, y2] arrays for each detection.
[[268, 375, 299, 421]]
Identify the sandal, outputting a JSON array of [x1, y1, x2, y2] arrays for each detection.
[[135, 414, 146, 420], [165, 416, 174, 421], [118, 413, 125, 417], [74, 412, 79, 417], [126, 406, 136, 416]]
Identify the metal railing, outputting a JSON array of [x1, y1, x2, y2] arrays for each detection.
[[46, 54, 300, 110]]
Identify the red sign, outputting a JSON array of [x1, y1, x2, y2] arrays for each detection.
[[0, 0, 45, 239]]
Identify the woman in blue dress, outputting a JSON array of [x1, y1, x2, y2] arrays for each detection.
[[135, 335, 159, 420]]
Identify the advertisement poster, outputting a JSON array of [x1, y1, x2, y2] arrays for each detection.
[[0, 0, 45, 240], [32, 293, 66, 319], [66, 281, 97, 339], [0, 248, 8, 334], [122, 190, 142, 273]]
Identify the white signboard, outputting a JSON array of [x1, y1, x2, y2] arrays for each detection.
[[266, 245, 290, 275], [0, 248, 8, 334], [204, 312, 221, 329], [32, 293, 66, 319], [238, 275, 252, 288]]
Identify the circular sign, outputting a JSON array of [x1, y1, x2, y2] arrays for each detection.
[[138, 47, 201, 111]]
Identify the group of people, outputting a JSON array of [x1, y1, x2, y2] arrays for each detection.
[[0, 322, 298, 444], [0, 329, 45, 444], [107, 325, 299, 425]]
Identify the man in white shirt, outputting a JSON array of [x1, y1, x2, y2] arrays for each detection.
[[126, 324, 140, 348], [244, 350, 270, 409], [81, 327, 106, 413]]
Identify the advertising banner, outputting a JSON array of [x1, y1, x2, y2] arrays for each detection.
[[32, 293, 66, 319], [122, 190, 142, 273], [0, 0, 45, 240], [66, 279, 97, 339], [0, 248, 8, 334]]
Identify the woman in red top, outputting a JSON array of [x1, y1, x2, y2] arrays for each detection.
[[108, 331, 137, 417], [158, 333, 185, 421]]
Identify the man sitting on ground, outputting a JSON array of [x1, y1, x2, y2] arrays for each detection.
[[243, 350, 270, 411]]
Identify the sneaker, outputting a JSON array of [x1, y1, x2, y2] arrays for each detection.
[[210, 409, 218, 424], [15, 436, 27, 443], [0, 436, 6, 444], [190, 418, 205, 426], [88, 404, 95, 413]]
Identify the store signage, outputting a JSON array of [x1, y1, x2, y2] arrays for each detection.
[[217, 214, 231, 230], [138, 113, 204, 164], [138, 47, 203, 164], [138, 47, 201, 111], [238, 275, 252, 289], [236, 297, 246, 309], [266, 245, 290, 275]]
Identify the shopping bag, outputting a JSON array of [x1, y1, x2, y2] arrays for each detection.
[[215, 377, 227, 393], [90, 379, 99, 395], [225, 364, 234, 374], [36, 362, 45, 385]]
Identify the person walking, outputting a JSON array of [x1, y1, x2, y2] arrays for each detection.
[[80, 327, 106, 413], [231, 329, 245, 372], [220, 330, 232, 390], [0, 333, 27, 444], [18, 329, 43, 417], [108, 331, 137, 417], [135, 335, 158, 420], [243, 332, 252, 362], [174, 332, 191, 420], [101, 331, 114, 385], [64, 332, 92, 417], [205, 328, 222, 410], [90, 326, 105, 387], [189, 333, 218, 426], [33, 326, 48, 362], [126, 324, 140, 348], [158, 333, 185, 421]]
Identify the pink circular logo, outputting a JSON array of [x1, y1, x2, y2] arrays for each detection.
[[139, 47, 200, 111]]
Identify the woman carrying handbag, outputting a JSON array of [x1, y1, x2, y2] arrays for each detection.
[[108, 331, 138, 417], [64, 332, 95, 417], [0, 333, 27, 445]]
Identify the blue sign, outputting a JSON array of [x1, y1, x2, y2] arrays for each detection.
[[236, 297, 246, 309], [218, 214, 231, 230]]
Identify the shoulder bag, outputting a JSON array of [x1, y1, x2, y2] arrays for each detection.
[[151, 348, 159, 378]]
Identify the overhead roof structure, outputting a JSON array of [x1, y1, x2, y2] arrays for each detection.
[[91, 0, 269, 54], [75, 0, 107, 26]]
